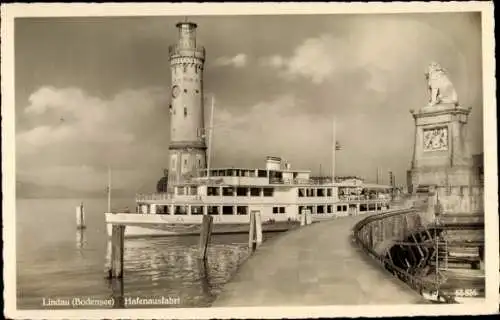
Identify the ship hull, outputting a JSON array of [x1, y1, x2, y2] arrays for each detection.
[[105, 213, 300, 238]]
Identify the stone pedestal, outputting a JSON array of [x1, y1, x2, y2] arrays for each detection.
[[409, 103, 475, 191]]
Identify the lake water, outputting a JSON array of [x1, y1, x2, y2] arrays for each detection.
[[16, 198, 277, 309]]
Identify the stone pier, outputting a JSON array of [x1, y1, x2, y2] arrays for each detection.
[[213, 213, 427, 306]]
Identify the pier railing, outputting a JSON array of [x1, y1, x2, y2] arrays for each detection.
[[352, 187, 484, 302], [351, 199, 447, 299]]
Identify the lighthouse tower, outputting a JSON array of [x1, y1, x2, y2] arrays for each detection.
[[168, 21, 206, 186]]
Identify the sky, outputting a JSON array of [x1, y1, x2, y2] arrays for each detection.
[[14, 12, 484, 194]]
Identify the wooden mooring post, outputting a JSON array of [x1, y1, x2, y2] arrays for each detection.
[[300, 208, 312, 226], [105, 224, 125, 278], [305, 209, 312, 225], [198, 215, 213, 260], [249, 211, 263, 251], [76, 202, 86, 230]]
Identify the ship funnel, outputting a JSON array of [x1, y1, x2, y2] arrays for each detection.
[[266, 156, 282, 171]]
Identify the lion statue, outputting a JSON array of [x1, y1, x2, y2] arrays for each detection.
[[425, 62, 459, 107]]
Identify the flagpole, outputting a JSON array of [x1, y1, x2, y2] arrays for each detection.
[[107, 166, 111, 213], [206, 96, 215, 181], [332, 116, 336, 183]]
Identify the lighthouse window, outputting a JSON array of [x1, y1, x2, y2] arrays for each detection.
[[184, 107, 187, 117], [195, 89, 199, 94], [184, 89, 187, 93]]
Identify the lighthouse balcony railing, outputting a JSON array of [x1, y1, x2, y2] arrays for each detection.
[[168, 45, 205, 58]]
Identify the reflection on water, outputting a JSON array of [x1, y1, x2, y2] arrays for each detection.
[[115, 236, 252, 308], [17, 198, 279, 309], [76, 229, 87, 249]]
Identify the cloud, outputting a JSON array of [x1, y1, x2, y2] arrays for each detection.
[[210, 95, 336, 170], [261, 18, 463, 90], [17, 86, 170, 192], [260, 34, 343, 84], [214, 53, 247, 68]]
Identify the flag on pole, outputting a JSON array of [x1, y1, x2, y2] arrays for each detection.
[[197, 127, 207, 139], [335, 141, 341, 150]]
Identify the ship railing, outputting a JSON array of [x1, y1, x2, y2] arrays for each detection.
[[136, 193, 206, 202], [136, 193, 174, 201]]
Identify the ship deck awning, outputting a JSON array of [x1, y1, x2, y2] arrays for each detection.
[[198, 168, 312, 174], [360, 183, 393, 190]]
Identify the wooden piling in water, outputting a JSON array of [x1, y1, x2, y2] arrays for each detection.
[[76, 203, 86, 230], [198, 215, 213, 260], [255, 211, 263, 245], [249, 211, 263, 251], [300, 208, 312, 226], [106, 224, 125, 278], [300, 210, 306, 226], [104, 238, 112, 278]]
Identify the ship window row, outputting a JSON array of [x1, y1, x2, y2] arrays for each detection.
[[298, 188, 333, 197], [152, 205, 249, 215], [299, 205, 345, 214], [176, 186, 198, 195], [203, 169, 269, 178], [142, 203, 384, 215], [207, 187, 274, 197]]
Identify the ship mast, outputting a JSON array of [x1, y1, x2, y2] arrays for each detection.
[[107, 166, 112, 213], [206, 96, 215, 181], [331, 116, 336, 183]]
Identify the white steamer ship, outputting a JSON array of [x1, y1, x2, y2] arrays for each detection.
[[105, 156, 394, 238]]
